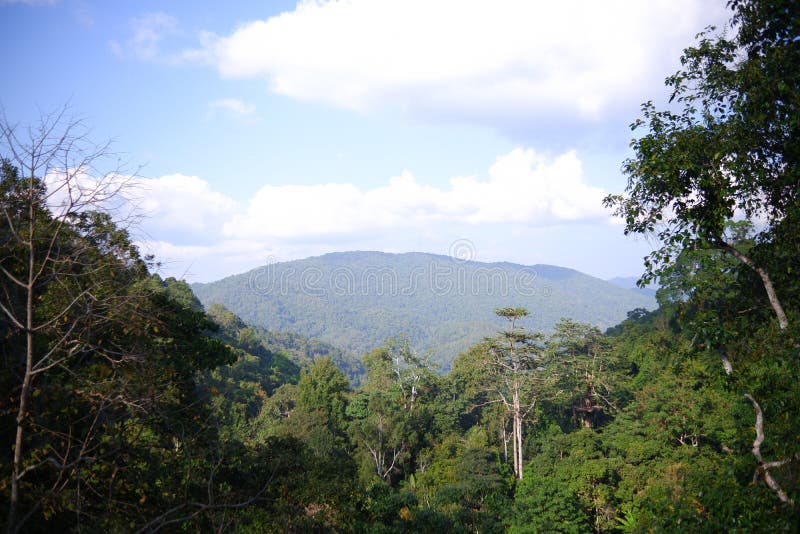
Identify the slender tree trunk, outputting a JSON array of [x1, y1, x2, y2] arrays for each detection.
[[2, 110, 140, 531], [511, 424, 518, 478], [512, 379, 523, 479], [705, 243, 793, 506], [503, 426, 508, 464], [515, 411, 523, 480], [718, 345, 793, 505], [7, 328, 31, 534], [7, 186, 36, 534], [511, 393, 517, 478]]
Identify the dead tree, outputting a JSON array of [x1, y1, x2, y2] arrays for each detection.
[[1, 107, 139, 533]]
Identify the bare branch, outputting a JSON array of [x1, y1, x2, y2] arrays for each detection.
[[0, 298, 23, 329], [16, 455, 96, 483], [744, 393, 794, 505], [31, 288, 95, 333], [0, 263, 26, 289]]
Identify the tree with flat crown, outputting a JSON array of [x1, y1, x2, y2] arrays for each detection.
[[482, 308, 543, 480]]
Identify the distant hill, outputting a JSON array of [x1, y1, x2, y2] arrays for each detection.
[[192, 251, 656, 369]]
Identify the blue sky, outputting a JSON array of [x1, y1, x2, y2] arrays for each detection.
[[0, 0, 729, 282]]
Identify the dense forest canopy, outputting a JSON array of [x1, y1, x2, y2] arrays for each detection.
[[2, 0, 799, 531]]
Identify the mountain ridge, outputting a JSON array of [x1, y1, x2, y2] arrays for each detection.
[[192, 251, 655, 368]]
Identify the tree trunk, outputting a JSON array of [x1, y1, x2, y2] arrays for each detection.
[[516, 413, 522, 480], [502, 425, 508, 464], [512, 379, 523, 480], [7, 329, 32, 534], [7, 191, 36, 534], [744, 393, 793, 505], [1, 109, 140, 532]]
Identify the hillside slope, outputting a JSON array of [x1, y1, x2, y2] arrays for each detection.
[[192, 251, 655, 368], [206, 302, 364, 384]]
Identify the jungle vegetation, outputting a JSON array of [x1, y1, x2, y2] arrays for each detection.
[[2, 0, 798, 531]]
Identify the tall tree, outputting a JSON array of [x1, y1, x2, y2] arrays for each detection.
[[347, 340, 427, 483], [546, 319, 617, 429], [482, 308, 543, 480]]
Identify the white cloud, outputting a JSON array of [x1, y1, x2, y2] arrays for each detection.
[[197, 0, 728, 124], [131, 173, 239, 243], [40, 148, 617, 279], [137, 239, 275, 280], [42, 166, 134, 221], [207, 98, 257, 118], [124, 148, 627, 280], [223, 148, 609, 240]]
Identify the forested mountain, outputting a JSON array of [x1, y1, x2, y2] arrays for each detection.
[[192, 251, 655, 368]]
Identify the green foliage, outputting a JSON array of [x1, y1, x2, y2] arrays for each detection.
[[207, 301, 364, 385], [511, 435, 592, 533], [415, 431, 511, 533], [297, 356, 350, 425], [205, 302, 301, 397], [604, 0, 800, 289], [0, 160, 245, 530], [544, 319, 619, 430]]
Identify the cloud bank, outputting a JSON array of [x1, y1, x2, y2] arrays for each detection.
[[197, 0, 727, 124], [131, 148, 616, 280], [223, 149, 608, 240]]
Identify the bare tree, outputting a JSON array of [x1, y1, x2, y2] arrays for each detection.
[[0, 107, 140, 533]]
